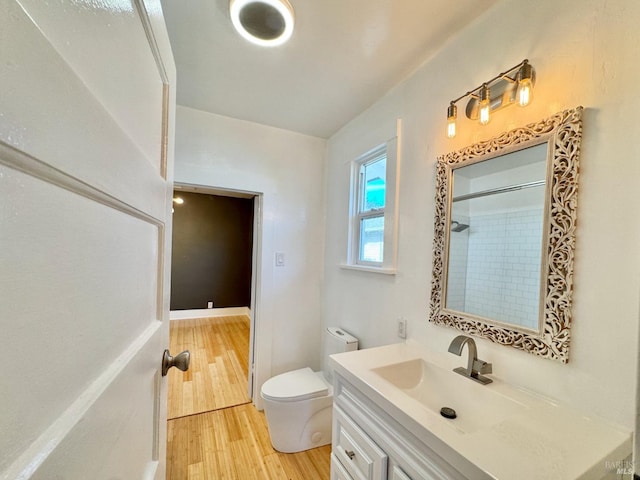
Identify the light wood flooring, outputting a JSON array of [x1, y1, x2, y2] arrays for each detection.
[[168, 316, 251, 419], [167, 316, 331, 479], [167, 403, 331, 479]]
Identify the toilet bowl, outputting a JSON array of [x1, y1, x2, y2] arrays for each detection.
[[260, 327, 358, 453]]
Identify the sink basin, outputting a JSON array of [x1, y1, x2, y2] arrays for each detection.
[[371, 358, 526, 433], [330, 342, 632, 479]]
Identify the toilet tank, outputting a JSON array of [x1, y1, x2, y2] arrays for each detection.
[[324, 327, 358, 382]]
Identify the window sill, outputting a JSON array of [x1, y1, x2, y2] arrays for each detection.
[[339, 264, 397, 275]]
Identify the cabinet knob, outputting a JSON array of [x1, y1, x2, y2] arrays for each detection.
[[345, 450, 355, 460]]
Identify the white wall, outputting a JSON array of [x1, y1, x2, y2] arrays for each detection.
[[174, 106, 327, 406], [323, 0, 640, 431]]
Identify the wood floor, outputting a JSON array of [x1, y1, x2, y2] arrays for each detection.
[[168, 316, 251, 419], [167, 316, 331, 479], [167, 403, 331, 479]]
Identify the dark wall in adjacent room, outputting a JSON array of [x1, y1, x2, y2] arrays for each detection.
[[170, 191, 254, 310]]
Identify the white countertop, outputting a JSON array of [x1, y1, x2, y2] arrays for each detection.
[[329, 341, 632, 480]]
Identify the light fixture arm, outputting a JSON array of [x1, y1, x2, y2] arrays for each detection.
[[445, 59, 535, 138], [449, 59, 531, 106]]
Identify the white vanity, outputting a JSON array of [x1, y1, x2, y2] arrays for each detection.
[[329, 341, 631, 480]]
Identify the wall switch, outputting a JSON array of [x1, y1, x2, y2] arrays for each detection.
[[275, 252, 285, 267], [397, 318, 407, 339], [207, 301, 214, 309]]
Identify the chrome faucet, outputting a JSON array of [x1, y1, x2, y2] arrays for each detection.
[[447, 335, 493, 385]]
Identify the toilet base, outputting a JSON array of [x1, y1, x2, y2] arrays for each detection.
[[267, 403, 333, 453], [261, 370, 334, 454]]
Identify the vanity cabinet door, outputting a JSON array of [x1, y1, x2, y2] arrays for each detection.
[[390, 465, 412, 480], [333, 375, 469, 480], [334, 406, 388, 480]]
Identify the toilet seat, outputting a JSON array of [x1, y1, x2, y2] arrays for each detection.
[[261, 367, 329, 402]]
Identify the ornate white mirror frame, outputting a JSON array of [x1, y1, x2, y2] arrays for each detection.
[[429, 107, 583, 363]]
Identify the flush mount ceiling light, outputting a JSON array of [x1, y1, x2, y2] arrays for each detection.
[[446, 59, 536, 138], [230, 0, 295, 47]]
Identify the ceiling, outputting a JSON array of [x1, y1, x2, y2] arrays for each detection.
[[160, 0, 497, 138]]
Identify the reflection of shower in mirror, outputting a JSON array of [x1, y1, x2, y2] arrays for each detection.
[[451, 221, 469, 232]]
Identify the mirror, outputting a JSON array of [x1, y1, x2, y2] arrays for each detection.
[[430, 107, 583, 363], [446, 143, 547, 331]]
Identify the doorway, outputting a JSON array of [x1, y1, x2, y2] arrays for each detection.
[[168, 184, 263, 413], [166, 316, 251, 418]]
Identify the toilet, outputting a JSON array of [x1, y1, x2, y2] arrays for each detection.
[[260, 327, 358, 453]]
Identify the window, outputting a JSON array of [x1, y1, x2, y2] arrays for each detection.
[[356, 150, 387, 264], [345, 130, 400, 274]]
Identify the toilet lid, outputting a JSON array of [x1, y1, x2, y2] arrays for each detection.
[[261, 367, 329, 402]]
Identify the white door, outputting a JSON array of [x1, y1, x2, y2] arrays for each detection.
[[0, 1, 175, 479]]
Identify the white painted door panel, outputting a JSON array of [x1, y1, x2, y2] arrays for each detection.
[[0, 0, 175, 478], [14, 0, 166, 172], [0, 0, 167, 219]]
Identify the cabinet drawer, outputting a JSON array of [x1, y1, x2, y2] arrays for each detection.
[[331, 454, 353, 480], [333, 406, 387, 480]]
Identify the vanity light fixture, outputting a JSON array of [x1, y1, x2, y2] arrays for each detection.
[[478, 83, 491, 125], [446, 59, 535, 138], [230, 0, 295, 47], [446, 102, 457, 139], [515, 61, 534, 107]]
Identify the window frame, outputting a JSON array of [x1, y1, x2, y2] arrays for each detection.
[[354, 148, 387, 267], [345, 123, 401, 274]]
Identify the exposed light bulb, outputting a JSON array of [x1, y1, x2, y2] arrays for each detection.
[[447, 103, 457, 138], [517, 79, 532, 106], [447, 119, 457, 138], [479, 84, 490, 125], [173, 197, 184, 204], [479, 102, 490, 125], [516, 61, 534, 107]]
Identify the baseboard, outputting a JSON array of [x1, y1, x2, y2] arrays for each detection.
[[170, 307, 251, 320]]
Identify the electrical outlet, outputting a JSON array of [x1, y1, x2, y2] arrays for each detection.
[[207, 301, 214, 309], [397, 318, 407, 339]]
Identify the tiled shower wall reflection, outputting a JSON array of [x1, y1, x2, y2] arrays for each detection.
[[447, 208, 543, 330]]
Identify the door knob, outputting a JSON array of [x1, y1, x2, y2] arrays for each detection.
[[162, 349, 190, 376]]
